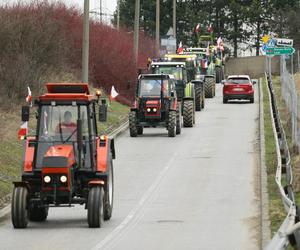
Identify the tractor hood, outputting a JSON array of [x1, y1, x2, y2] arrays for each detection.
[[42, 145, 75, 168]]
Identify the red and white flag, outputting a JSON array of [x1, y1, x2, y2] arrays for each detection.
[[207, 24, 213, 33], [177, 41, 183, 54], [26, 86, 32, 106], [195, 23, 200, 33], [206, 44, 210, 56], [18, 122, 28, 140], [110, 85, 119, 100], [217, 37, 224, 51]]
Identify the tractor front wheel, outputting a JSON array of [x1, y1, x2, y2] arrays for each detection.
[[183, 100, 194, 127], [11, 186, 28, 228], [195, 86, 202, 111], [28, 205, 48, 222], [129, 111, 138, 137], [176, 105, 181, 135], [104, 158, 114, 221], [205, 78, 215, 98], [168, 111, 176, 137], [87, 186, 104, 228]]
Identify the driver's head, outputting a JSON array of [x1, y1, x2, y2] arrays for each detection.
[[64, 111, 72, 124]]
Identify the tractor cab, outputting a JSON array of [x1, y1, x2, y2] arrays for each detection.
[[129, 74, 181, 137], [12, 83, 115, 229]]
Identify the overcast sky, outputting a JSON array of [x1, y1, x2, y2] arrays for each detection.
[[0, 0, 117, 20]]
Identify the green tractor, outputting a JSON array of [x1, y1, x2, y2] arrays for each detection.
[[164, 54, 205, 112], [151, 61, 195, 127]]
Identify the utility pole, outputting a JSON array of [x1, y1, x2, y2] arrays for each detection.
[[133, 0, 140, 62], [173, 0, 176, 38], [100, 0, 102, 22], [82, 0, 90, 83], [117, 0, 120, 30], [156, 0, 160, 53]]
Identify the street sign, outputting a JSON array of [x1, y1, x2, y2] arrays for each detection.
[[266, 39, 276, 48], [266, 47, 295, 55], [276, 38, 293, 47]]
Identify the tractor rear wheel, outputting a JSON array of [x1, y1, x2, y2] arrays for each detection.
[[28, 205, 48, 222], [129, 111, 138, 137], [11, 186, 28, 228], [104, 158, 114, 221], [201, 90, 205, 109], [176, 105, 181, 135], [195, 85, 202, 111], [137, 126, 143, 135], [168, 111, 176, 137], [87, 186, 104, 228], [204, 78, 215, 98], [183, 100, 194, 127]]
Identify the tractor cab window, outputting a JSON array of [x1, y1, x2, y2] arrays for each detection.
[[139, 79, 162, 97], [35, 105, 90, 169], [153, 67, 183, 81]]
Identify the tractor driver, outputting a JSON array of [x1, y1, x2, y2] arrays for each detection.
[[55, 111, 77, 135]]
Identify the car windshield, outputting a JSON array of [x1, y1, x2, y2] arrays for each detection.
[[153, 67, 183, 81], [139, 79, 168, 97], [227, 78, 250, 84]]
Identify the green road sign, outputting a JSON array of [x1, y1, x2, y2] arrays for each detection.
[[266, 47, 295, 55]]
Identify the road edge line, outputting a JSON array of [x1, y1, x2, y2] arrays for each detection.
[[259, 78, 271, 248]]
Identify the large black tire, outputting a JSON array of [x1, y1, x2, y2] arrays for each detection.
[[168, 111, 176, 137], [195, 85, 202, 111], [28, 205, 48, 222], [176, 105, 181, 135], [11, 186, 28, 228], [183, 100, 194, 127], [87, 186, 104, 228], [104, 158, 114, 221], [201, 89, 205, 109], [204, 78, 215, 98], [137, 126, 143, 135], [129, 111, 138, 137]]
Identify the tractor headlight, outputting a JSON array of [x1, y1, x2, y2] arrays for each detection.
[[153, 108, 157, 112], [44, 175, 51, 183], [60, 175, 67, 183], [147, 108, 151, 112]]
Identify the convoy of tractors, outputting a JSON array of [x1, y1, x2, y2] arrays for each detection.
[[11, 26, 226, 229]]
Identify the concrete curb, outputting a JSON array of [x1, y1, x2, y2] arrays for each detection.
[[259, 78, 271, 248], [0, 121, 129, 222]]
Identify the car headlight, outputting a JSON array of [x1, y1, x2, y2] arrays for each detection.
[[147, 108, 151, 112], [60, 175, 68, 183], [44, 175, 51, 183], [153, 108, 157, 112]]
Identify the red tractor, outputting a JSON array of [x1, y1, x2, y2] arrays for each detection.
[[12, 83, 114, 228], [129, 74, 181, 137]]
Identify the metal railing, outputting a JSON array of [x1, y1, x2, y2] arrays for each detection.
[[265, 69, 300, 249]]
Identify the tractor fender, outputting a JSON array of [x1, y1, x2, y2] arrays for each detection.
[[88, 180, 105, 188], [13, 181, 30, 190], [185, 82, 195, 99], [96, 136, 114, 173], [191, 80, 204, 87]]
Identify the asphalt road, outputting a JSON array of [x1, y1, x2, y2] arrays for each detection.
[[0, 84, 260, 250]]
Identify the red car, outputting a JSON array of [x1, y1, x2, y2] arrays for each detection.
[[222, 75, 256, 103]]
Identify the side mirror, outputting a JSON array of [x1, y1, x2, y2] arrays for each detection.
[[99, 99, 108, 122], [170, 91, 175, 98], [21, 106, 30, 122], [221, 80, 226, 85], [252, 79, 257, 85]]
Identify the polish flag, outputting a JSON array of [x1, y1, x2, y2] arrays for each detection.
[[206, 44, 210, 56], [177, 41, 183, 54], [18, 122, 28, 140], [26, 86, 32, 104], [110, 86, 119, 100], [207, 24, 213, 33], [195, 23, 200, 33], [217, 37, 224, 51]]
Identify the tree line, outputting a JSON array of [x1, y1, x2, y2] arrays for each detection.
[[115, 0, 300, 57]]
